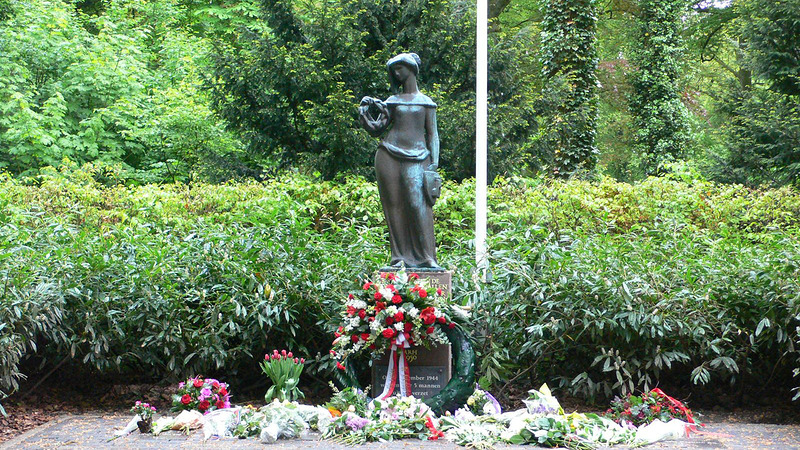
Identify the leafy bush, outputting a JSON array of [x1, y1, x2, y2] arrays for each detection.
[[476, 223, 799, 400], [1, 166, 799, 402]]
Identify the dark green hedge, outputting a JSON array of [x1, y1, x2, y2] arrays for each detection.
[[1, 164, 798, 405]]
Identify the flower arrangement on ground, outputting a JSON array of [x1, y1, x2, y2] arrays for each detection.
[[131, 401, 157, 421], [440, 385, 635, 449], [260, 349, 305, 402], [605, 388, 699, 427], [172, 376, 231, 414], [323, 394, 445, 444], [330, 270, 464, 369], [232, 400, 315, 442], [455, 386, 502, 418], [324, 384, 370, 418], [130, 401, 157, 433]]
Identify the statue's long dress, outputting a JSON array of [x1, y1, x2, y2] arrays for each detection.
[[368, 94, 439, 268]]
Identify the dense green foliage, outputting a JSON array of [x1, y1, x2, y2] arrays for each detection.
[[1, 167, 798, 402], [741, 0, 800, 98], [539, 0, 598, 177], [628, 0, 691, 176], [1, 0, 797, 185], [209, 0, 541, 180], [0, 0, 245, 182], [709, 0, 800, 187]]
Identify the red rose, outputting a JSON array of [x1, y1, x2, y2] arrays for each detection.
[[409, 273, 419, 280], [363, 282, 373, 290], [426, 327, 434, 334], [219, 387, 228, 396], [404, 322, 413, 332], [193, 379, 204, 388], [348, 293, 354, 299], [418, 289, 428, 298], [421, 307, 436, 325], [375, 301, 386, 312], [216, 400, 226, 409], [387, 284, 396, 292], [369, 344, 376, 349], [392, 294, 403, 304], [387, 273, 396, 281], [181, 394, 192, 405], [436, 288, 443, 296], [198, 400, 210, 411], [368, 317, 375, 322], [374, 291, 382, 301], [382, 328, 396, 339], [361, 333, 370, 341], [336, 361, 345, 370], [351, 335, 359, 343], [393, 311, 404, 322], [346, 305, 356, 316], [438, 317, 446, 324], [212, 381, 220, 389], [358, 309, 366, 319], [448, 322, 456, 329], [386, 316, 394, 325]]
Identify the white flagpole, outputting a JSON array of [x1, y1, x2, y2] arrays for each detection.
[[475, 0, 488, 277]]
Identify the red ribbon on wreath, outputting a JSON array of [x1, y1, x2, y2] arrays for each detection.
[[378, 333, 412, 399]]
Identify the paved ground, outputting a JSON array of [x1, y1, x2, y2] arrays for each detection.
[[2, 413, 799, 449]]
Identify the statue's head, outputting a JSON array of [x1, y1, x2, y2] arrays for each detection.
[[387, 53, 421, 93]]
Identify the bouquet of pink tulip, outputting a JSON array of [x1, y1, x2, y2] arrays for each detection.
[[260, 349, 305, 402]]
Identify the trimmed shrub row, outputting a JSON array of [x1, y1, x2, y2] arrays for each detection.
[[1, 164, 798, 404]]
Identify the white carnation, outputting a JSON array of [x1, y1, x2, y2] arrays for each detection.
[[347, 299, 367, 310]]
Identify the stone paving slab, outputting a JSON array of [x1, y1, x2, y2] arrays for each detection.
[[2, 413, 799, 449]]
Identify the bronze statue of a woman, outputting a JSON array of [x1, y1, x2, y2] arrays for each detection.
[[359, 53, 442, 270]]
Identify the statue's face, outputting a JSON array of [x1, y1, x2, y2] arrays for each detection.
[[391, 63, 413, 84]]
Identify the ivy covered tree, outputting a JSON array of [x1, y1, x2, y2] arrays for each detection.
[[628, 0, 691, 176], [538, 0, 599, 178]]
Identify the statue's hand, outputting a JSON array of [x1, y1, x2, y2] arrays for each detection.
[[427, 163, 438, 172], [360, 96, 375, 106]]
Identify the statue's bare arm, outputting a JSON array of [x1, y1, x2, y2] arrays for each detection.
[[425, 107, 439, 171]]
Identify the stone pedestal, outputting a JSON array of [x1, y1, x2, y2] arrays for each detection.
[[371, 270, 453, 399]]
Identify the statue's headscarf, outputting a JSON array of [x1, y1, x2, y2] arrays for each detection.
[[387, 53, 422, 93]]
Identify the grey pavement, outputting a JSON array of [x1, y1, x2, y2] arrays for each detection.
[[1, 413, 799, 449]]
